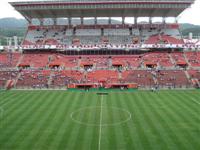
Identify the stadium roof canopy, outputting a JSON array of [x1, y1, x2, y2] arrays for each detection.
[[10, 0, 195, 20]]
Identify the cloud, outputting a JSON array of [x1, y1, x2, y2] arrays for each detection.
[[178, 0, 200, 25], [0, 0, 22, 18]]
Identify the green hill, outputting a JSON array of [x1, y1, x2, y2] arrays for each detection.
[[180, 24, 200, 36]]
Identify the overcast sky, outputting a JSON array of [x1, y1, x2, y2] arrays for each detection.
[[0, 0, 200, 25]]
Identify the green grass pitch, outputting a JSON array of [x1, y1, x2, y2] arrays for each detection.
[[0, 90, 200, 150]]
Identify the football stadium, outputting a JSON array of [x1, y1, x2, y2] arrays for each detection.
[[0, 0, 200, 149]]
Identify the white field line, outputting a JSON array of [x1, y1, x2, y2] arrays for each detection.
[[98, 95, 103, 150], [191, 98, 200, 105], [70, 106, 132, 126]]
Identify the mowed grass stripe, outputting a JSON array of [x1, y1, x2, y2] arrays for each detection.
[[1, 92, 31, 114], [169, 91, 200, 116], [124, 92, 159, 149], [136, 91, 174, 149], [67, 93, 98, 150], [155, 92, 193, 150], [0, 90, 199, 150], [47, 92, 77, 149], [44, 92, 74, 149], [1, 91, 41, 129], [152, 92, 186, 150], [126, 92, 152, 150], [104, 94, 121, 150], [140, 92, 173, 149], [166, 92, 200, 149], [161, 92, 198, 150], [141, 91, 189, 149], [149, 92, 183, 150], [0, 91, 48, 149], [0, 90, 19, 100], [190, 91, 200, 103], [0, 92, 35, 145], [167, 92, 199, 136], [173, 92, 200, 148], [89, 94, 100, 150], [123, 92, 146, 150], [81, 93, 99, 150], [20, 91, 67, 150], [122, 93, 144, 150], [138, 92, 167, 150], [0, 91, 19, 105], [70, 93, 91, 149], [81, 93, 100, 149], [72, 93, 98, 150], [178, 91, 200, 120], [134, 92, 161, 150], [1, 93, 31, 129], [146, 92, 179, 150], [57, 92, 88, 149], [31, 92, 68, 150], [0, 90, 7, 99], [114, 93, 134, 150], [178, 91, 200, 121], [5, 91, 54, 149]]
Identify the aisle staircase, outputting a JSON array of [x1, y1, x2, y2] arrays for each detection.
[[169, 53, 176, 66], [184, 70, 191, 81], [183, 53, 191, 68], [48, 71, 54, 86], [13, 72, 22, 87]]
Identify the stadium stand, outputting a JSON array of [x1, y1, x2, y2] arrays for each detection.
[[156, 70, 190, 88], [0, 71, 19, 88], [51, 70, 84, 87], [142, 52, 174, 68], [87, 70, 119, 83], [121, 70, 155, 88], [22, 25, 184, 46], [49, 54, 78, 69], [0, 0, 198, 90], [16, 70, 51, 88], [18, 53, 51, 68], [0, 53, 21, 68], [171, 52, 188, 68], [0, 51, 200, 89], [185, 51, 200, 67]]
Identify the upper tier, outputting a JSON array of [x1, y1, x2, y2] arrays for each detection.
[[22, 24, 184, 47]]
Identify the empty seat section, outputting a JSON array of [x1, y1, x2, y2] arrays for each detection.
[[143, 53, 173, 68], [20, 53, 50, 68], [121, 70, 154, 87], [185, 52, 200, 67], [87, 70, 118, 83], [156, 70, 190, 87], [171, 52, 187, 66], [50, 54, 78, 68], [0, 53, 21, 67]]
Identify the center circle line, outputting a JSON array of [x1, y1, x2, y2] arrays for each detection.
[[70, 106, 132, 126]]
